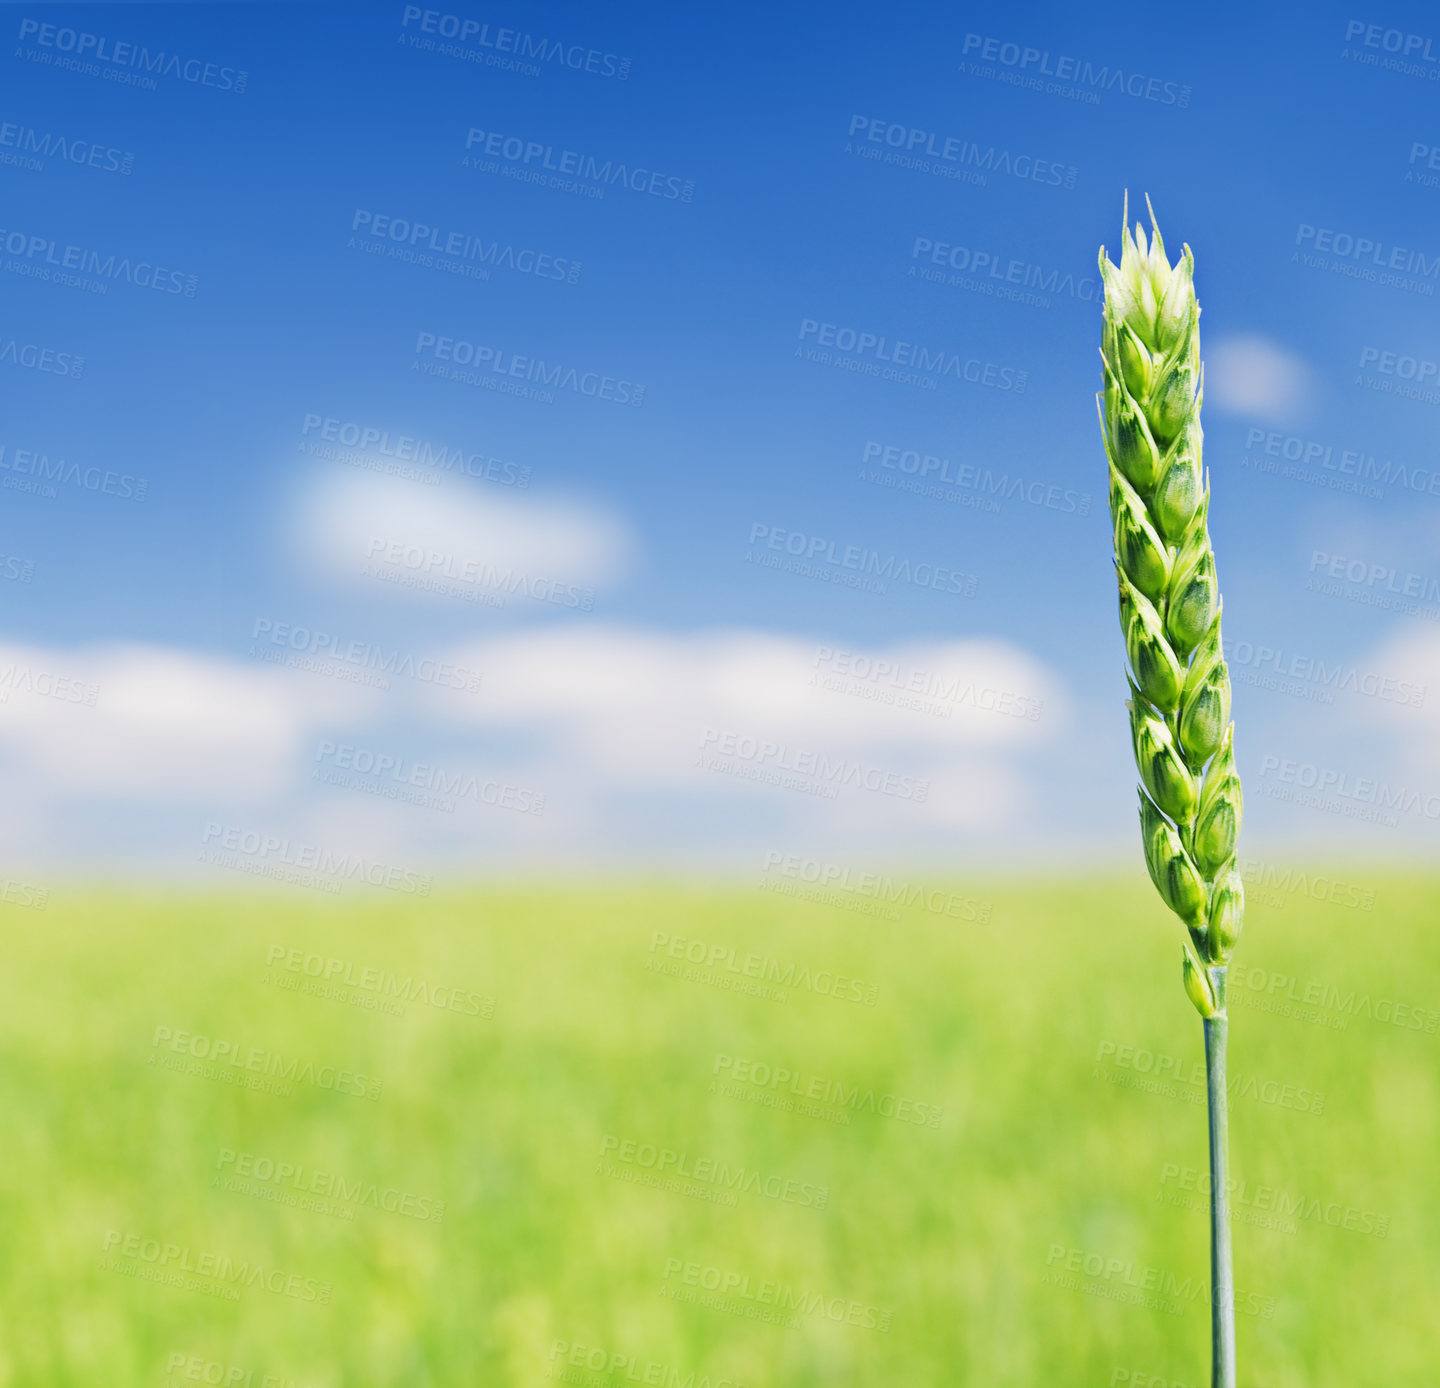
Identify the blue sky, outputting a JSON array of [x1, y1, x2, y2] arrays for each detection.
[[3, 0, 1439, 877]]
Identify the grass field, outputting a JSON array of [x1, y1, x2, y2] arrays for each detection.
[[1, 869, 1437, 1386]]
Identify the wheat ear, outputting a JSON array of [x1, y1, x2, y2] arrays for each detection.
[[1098, 194, 1245, 1388]]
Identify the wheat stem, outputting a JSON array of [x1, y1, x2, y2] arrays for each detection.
[[1204, 970, 1235, 1388]]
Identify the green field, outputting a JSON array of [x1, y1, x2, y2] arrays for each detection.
[[2, 870, 1437, 1385]]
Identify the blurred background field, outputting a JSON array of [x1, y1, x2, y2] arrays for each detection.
[[1, 870, 1436, 1387]]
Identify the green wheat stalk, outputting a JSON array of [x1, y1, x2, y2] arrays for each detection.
[[1097, 196, 1245, 1388]]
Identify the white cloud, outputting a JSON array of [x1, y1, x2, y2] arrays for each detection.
[[0, 642, 372, 800], [420, 625, 1064, 831], [296, 470, 632, 599], [1206, 334, 1315, 427], [1352, 627, 1440, 768], [0, 626, 1067, 862]]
